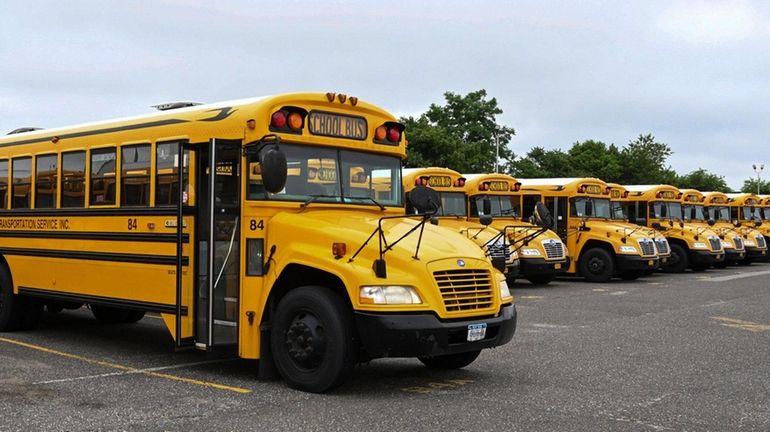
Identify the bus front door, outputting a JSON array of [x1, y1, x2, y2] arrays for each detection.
[[195, 139, 241, 349]]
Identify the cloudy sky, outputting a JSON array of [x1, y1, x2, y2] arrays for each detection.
[[2, 0, 768, 189]]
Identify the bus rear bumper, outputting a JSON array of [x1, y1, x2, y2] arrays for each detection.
[[616, 255, 659, 271], [354, 304, 517, 359]]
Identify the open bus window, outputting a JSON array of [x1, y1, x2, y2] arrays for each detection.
[[0, 160, 7, 209], [11, 157, 31, 209], [61, 151, 85, 208], [35, 154, 57, 209], [90, 148, 116, 206], [121, 145, 151, 206]]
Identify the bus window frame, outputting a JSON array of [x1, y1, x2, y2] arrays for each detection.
[[11, 156, 32, 209], [0, 159, 8, 210], [120, 143, 152, 207]]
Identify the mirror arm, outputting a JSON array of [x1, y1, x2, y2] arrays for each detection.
[[243, 134, 282, 156]]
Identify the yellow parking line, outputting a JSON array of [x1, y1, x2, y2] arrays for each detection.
[[711, 316, 770, 333], [0, 337, 251, 394]]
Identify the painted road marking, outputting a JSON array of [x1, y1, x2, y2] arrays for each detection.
[[702, 270, 770, 282], [609, 291, 628, 296], [0, 337, 251, 394], [711, 316, 770, 333], [593, 288, 608, 292], [402, 379, 474, 394], [519, 295, 544, 300], [34, 359, 237, 385]]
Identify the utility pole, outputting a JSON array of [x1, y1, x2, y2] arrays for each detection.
[[753, 164, 764, 195], [494, 133, 499, 174]]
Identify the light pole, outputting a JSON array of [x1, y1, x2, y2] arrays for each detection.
[[753, 164, 764, 195], [494, 133, 499, 174]]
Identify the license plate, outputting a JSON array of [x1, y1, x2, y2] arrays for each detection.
[[554, 263, 562, 269], [648, 260, 654, 266], [467, 323, 487, 342]]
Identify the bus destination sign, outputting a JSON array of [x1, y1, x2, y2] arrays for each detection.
[[488, 181, 509, 191], [428, 176, 452, 188], [583, 184, 602, 195], [308, 111, 367, 140]]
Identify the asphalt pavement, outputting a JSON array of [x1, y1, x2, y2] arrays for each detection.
[[1, 264, 769, 431]]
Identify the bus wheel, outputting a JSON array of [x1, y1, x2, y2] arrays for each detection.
[[123, 310, 146, 323], [579, 248, 614, 282], [526, 274, 555, 285], [419, 350, 481, 369], [90, 305, 130, 324], [270, 286, 356, 393], [664, 244, 688, 273], [0, 266, 24, 332]]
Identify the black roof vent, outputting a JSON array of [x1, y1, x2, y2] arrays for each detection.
[[7, 127, 44, 135], [151, 102, 205, 111]]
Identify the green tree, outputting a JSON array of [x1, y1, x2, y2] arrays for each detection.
[[741, 178, 770, 194], [567, 140, 622, 181], [617, 134, 673, 184], [403, 90, 515, 173], [510, 147, 574, 178], [674, 169, 730, 192]]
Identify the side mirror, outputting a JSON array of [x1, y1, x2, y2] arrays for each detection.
[[707, 219, 715, 226], [260, 146, 288, 194], [531, 202, 554, 228], [755, 220, 762, 227], [651, 222, 662, 230], [482, 198, 492, 215], [479, 215, 493, 226], [430, 216, 439, 225], [408, 185, 441, 214]]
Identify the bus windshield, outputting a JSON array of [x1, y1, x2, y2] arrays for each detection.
[[764, 208, 770, 220], [248, 143, 402, 207], [470, 195, 520, 217], [683, 204, 707, 222], [571, 197, 611, 219], [651, 201, 682, 220], [742, 206, 759, 221], [438, 192, 466, 216], [610, 201, 627, 220], [708, 206, 730, 222]]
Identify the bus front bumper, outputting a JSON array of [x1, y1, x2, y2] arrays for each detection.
[[745, 247, 769, 262], [354, 304, 517, 359], [616, 255, 659, 271], [690, 250, 724, 265], [725, 249, 746, 263], [519, 257, 570, 276]]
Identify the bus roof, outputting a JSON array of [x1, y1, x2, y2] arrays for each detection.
[[462, 173, 520, 194], [0, 92, 396, 150], [624, 184, 681, 201], [402, 167, 463, 190], [701, 191, 729, 205], [725, 193, 760, 206], [517, 177, 604, 187], [679, 189, 704, 203]]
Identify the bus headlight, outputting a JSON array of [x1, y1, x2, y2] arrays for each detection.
[[359, 286, 421, 305], [692, 242, 708, 249], [520, 248, 542, 256], [618, 245, 638, 254], [499, 279, 512, 302]]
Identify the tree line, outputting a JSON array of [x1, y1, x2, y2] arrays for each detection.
[[403, 90, 769, 194]]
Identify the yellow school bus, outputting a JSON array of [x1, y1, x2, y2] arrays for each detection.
[[0, 93, 517, 392], [518, 178, 659, 282], [624, 185, 725, 272], [606, 183, 671, 266], [462, 173, 568, 285], [680, 189, 745, 266], [759, 195, 770, 242], [724, 193, 769, 262], [402, 167, 520, 280]]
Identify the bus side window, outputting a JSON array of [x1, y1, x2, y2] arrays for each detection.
[[61, 151, 86, 208], [11, 157, 32, 209], [121, 144, 151, 207], [35, 153, 57, 209], [0, 159, 8, 209], [90, 148, 116, 206]]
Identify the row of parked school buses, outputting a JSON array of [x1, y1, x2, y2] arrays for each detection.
[[402, 169, 770, 284]]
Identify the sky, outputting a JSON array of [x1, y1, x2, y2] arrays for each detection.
[[1, 0, 768, 190]]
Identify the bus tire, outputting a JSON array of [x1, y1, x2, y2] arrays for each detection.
[[90, 305, 130, 324], [0, 265, 24, 332], [579, 248, 615, 282], [664, 244, 688, 273], [123, 310, 146, 323], [419, 350, 481, 369], [526, 274, 555, 285], [270, 286, 356, 393]]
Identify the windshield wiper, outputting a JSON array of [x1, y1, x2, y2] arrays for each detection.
[[346, 196, 385, 211], [299, 194, 341, 210]]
